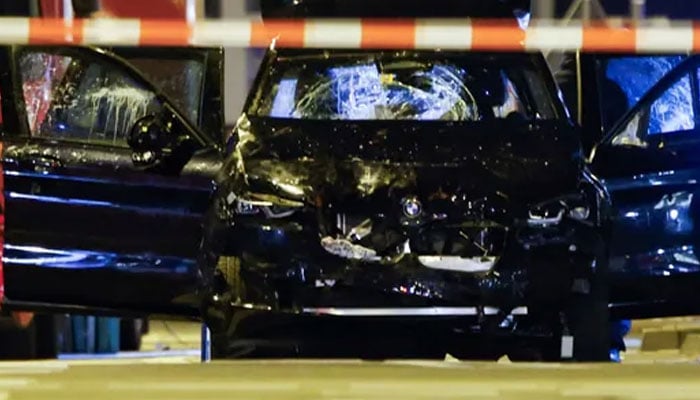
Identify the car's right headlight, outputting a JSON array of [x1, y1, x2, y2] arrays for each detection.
[[527, 194, 592, 227]]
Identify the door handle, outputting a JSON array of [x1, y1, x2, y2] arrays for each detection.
[[21, 154, 63, 174]]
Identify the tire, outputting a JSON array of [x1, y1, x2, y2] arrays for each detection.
[[511, 298, 610, 362], [119, 318, 144, 352], [564, 257, 611, 362], [218, 256, 244, 300], [510, 256, 611, 362]]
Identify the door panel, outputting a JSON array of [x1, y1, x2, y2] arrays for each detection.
[[1, 46, 221, 316], [4, 142, 212, 258], [595, 145, 700, 269], [592, 59, 700, 317]]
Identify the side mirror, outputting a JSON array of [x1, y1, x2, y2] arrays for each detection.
[[127, 114, 170, 168]]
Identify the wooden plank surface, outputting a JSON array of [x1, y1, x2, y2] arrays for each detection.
[[0, 317, 685, 400]]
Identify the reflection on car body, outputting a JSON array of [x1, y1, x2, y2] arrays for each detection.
[[198, 48, 613, 361], [0, 45, 224, 318], [200, 48, 700, 361], [2, 18, 700, 361]]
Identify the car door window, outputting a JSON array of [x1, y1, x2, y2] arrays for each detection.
[[648, 74, 694, 135], [124, 57, 205, 125], [612, 73, 695, 147], [19, 51, 162, 146]]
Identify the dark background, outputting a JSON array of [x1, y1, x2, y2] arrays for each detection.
[[0, 0, 222, 17], [0, 0, 699, 19], [555, 0, 700, 19], [0, 0, 31, 16]]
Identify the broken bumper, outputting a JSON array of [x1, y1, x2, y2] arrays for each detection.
[[208, 215, 604, 318]]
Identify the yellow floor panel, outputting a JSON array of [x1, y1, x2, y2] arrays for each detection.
[[0, 317, 676, 399], [141, 320, 201, 351], [0, 360, 696, 399]]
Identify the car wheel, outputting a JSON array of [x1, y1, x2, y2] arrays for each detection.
[[512, 255, 611, 362], [563, 256, 611, 362], [119, 318, 144, 352]]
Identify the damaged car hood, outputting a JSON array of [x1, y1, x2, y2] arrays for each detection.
[[232, 117, 583, 206]]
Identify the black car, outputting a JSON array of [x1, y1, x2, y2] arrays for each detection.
[[198, 49, 700, 361], [1, 13, 699, 362], [196, 47, 614, 361]]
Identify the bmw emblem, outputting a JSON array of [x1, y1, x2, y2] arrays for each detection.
[[401, 196, 423, 219]]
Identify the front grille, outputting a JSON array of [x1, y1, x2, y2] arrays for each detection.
[[319, 191, 511, 261], [328, 211, 507, 259]]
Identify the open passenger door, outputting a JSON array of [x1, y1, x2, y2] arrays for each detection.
[[586, 55, 700, 318], [0, 45, 225, 317]]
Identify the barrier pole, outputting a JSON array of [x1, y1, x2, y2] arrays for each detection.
[[631, 0, 646, 22], [186, 0, 197, 25], [62, 0, 75, 42], [582, 0, 592, 24]]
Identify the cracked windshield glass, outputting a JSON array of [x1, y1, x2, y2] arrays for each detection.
[[20, 52, 161, 145], [254, 54, 556, 121]]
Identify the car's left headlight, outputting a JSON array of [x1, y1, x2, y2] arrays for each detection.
[[230, 193, 304, 219]]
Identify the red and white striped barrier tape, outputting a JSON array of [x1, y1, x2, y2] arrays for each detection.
[[3, 17, 700, 53]]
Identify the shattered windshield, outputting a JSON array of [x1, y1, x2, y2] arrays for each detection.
[[253, 53, 556, 121]]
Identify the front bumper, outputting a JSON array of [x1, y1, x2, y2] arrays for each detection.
[[206, 214, 604, 317]]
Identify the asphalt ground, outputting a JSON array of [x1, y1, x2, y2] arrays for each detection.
[[0, 318, 698, 400]]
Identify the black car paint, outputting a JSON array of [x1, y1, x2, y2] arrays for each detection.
[[195, 49, 615, 359], [0, 45, 224, 316], [0, 40, 697, 353], [208, 120, 599, 288]]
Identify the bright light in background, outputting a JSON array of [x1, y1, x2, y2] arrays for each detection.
[[670, 208, 679, 220], [515, 10, 530, 29]]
